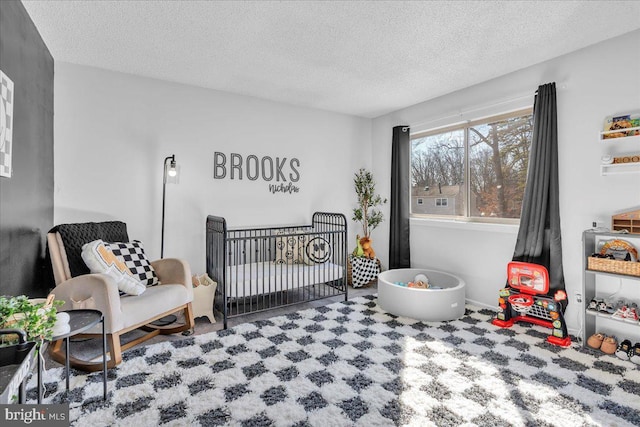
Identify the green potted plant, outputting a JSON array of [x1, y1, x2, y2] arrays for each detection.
[[352, 168, 387, 258], [0, 295, 63, 348]]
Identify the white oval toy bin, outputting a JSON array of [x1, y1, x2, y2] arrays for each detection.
[[378, 268, 466, 321]]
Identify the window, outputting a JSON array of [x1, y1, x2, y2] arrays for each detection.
[[411, 108, 533, 221]]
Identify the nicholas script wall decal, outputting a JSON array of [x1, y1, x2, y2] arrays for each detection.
[[213, 152, 301, 194]]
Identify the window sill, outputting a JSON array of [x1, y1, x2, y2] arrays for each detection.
[[410, 217, 519, 234]]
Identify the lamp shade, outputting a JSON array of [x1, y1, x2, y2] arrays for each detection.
[[168, 160, 177, 177]]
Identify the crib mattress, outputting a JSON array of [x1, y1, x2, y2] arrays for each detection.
[[225, 261, 344, 299]]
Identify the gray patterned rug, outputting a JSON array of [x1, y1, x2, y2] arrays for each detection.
[[27, 295, 640, 426]]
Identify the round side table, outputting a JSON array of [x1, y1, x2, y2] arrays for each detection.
[[39, 309, 107, 402]]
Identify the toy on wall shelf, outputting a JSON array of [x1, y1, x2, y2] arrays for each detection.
[[602, 113, 640, 139]]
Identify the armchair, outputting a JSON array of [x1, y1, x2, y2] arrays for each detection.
[[47, 221, 194, 371]]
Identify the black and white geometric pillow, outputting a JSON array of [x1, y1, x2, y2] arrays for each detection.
[[106, 240, 159, 287]]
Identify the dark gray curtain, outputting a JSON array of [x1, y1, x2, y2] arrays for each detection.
[[389, 126, 411, 269], [513, 82, 565, 301]]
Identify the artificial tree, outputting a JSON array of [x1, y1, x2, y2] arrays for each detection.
[[352, 168, 387, 254]]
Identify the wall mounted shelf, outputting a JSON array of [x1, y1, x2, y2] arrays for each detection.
[[600, 127, 640, 143], [601, 162, 640, 175], [599, 117, 640, 175]]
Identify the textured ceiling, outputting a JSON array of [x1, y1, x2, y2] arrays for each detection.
[[21, 0, 640, 118]]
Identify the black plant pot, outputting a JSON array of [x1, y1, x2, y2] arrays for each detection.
[[0, 329, 37, 403]]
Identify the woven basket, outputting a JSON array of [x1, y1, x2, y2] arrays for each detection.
[[347, 257, 382, 287], [587, 257, 640, 277]]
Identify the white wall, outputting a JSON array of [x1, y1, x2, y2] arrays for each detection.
[[55, 30, 640, 334], [372, 30, 640, 333], [53, 63, 371, 274]]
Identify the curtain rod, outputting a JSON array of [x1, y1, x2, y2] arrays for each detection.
[[401, 82, 567, 131]]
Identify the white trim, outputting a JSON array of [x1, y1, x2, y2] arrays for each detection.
[[465, 298, 498, 311], [410, 217, 519, 234], [410, 102, 535, 135]]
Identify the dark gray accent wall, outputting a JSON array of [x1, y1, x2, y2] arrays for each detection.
[[0, 0, 54, 297]]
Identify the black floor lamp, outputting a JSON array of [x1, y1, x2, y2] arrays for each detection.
[[154, 154, 178, 327], [161, 154, 177, 258]]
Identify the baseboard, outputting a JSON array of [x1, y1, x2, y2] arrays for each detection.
[[568, 328, 582, 340], [465, 299, 498, 311]]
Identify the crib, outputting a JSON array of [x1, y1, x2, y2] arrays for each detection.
[[206, 212, 348, 328]]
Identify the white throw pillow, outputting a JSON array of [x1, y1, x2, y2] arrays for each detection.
[[305, 236, 332, 264], [81, 239, 146, 296], [273, 230, 310, 265]]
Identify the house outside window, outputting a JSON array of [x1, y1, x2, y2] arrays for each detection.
[[410, 108, 533, 222]]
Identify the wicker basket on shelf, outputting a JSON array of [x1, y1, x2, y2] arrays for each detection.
[[587, 257, 640, 277]]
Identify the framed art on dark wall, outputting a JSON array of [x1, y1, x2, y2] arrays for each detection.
[[0, 69, 14, 178]]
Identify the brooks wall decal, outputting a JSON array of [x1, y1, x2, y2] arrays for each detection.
[[0, 70, 15, 178], [213, 152, 301, 194]]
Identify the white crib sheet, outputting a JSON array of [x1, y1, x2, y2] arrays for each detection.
[[225, 261, 344, 299]]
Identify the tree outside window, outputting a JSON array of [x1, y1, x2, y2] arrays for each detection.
[[410, 109, 532, 221]]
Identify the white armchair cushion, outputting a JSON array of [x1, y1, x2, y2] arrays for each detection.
[[119, 284, 191, 330], [81, 240, 146, 296]]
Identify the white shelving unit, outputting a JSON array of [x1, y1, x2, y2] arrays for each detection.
[[582, 230, 640, 349]]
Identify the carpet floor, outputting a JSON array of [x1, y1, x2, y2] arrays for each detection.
[[27, 295, 640, 426]]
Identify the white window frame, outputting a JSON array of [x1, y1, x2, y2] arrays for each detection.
[[410, 107, 533, 225], [435, 198, 448, 207], [417, 198, 424, 205]]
